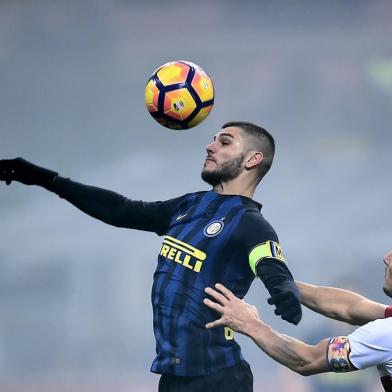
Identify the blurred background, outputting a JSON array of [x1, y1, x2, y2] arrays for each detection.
[[0, 0, 391, 391]]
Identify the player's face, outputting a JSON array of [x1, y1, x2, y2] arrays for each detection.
[[201, 127, 247, 186], [383, 251, 392, 297]]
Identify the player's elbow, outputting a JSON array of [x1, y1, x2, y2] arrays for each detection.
[[289, 354, 322, 377], [296, 366, 319, 377], [288, 340, 327, 376], [291, 362, 319, 377], [346, 309, 369, 326]]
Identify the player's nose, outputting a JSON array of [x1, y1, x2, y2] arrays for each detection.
[[206, 141, 216, 154]]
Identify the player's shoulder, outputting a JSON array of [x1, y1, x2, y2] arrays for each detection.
[[366, 317, 392, 333], [162, 191, 208, 213], [349, 317, 392, 347], [163, 191, 204, 204], [242, 207, 276, 230], [237, 208, 280, 245], [355, 316, 392, 332], [177, 190, 208, 200]]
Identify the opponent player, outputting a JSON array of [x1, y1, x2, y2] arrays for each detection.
[[0, 121, 302, 392], [204, 251, 392, 391]]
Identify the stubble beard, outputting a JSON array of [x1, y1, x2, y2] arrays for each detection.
[[201, 153, 245, 187]]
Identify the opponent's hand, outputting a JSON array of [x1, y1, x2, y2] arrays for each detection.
[[204, 283, 261, 336], [0, 158, 57, 188], [267, 282, 302, 325]]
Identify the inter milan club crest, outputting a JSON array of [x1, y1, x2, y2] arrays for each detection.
[[204, 219, 225, 237]]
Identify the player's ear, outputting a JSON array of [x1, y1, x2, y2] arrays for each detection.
[[245, 151, 263, 170]]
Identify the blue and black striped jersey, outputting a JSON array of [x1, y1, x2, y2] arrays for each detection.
[[150, 190, 281, 376], [51, 178, 287, 377]]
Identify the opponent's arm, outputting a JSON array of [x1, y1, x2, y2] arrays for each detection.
[[204, 284, 356, 376], [297, 281, 388, 325], [0, 158, 174, 233]]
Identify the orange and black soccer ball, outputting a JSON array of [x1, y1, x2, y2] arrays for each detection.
[[145, 61, 214, 130]]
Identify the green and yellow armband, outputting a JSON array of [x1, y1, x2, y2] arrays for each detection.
[[248, 240, 286, 275]]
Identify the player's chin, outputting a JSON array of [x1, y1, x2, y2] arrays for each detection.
[[201, 166, 215, 176], [201, 169, 220, 186]]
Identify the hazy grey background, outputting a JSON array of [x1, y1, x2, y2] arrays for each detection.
[[0, 0, 391, 391]]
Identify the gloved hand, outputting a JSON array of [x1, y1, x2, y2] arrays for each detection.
[[257, 260, 302, 325], [0, 158, 58, 188], [267, 280, 302, 325]]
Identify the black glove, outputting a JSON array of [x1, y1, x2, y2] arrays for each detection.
[[257, 260, 302, 325], [0, 157, 58, 189], [267, 280, 302, 325]]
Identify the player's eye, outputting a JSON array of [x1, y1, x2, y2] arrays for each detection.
[[220, 139, 230, 145]]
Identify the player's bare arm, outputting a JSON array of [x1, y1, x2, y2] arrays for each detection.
[[297, 281, 387, 326], [204, 283, 355, 376]]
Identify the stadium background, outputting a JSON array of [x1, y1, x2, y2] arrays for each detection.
[[0, 1, 391, 391]]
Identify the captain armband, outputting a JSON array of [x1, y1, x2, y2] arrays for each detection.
[[248, 240, 287, 276], [327, 336, 356, 372]]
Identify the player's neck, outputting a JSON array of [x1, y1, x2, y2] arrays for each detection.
[[212, 180, 256, 199]]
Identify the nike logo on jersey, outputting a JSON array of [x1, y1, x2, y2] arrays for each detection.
[[176, 213, 188, 221]]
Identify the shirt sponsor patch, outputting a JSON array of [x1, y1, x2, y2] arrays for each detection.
[[160, 236, 206, 273]]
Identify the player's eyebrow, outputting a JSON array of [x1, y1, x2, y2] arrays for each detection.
[[213, 133, 234, 141]]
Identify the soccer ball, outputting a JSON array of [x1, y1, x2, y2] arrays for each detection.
[[145, 61, 214, 130]]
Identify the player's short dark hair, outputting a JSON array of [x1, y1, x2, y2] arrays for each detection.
[[222, 121, 275, 180]]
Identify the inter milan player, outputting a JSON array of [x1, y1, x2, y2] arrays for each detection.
[[204, 251, 392, 391], [0, 121, 302, 392]]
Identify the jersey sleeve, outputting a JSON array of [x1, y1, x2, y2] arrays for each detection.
[[240, 211, 302, 324], [348, 318, 392, 370], [240, 211, 286, 275], [52, 176, 183, 235]]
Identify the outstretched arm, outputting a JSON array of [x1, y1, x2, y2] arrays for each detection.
[[0, 157, 175, 233], [297, 281, 388, 326], [51, 176, 173, 232], [204, 284, 350, 376]]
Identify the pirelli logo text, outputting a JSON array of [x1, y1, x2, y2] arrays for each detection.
[[159, 236, 207, 273]]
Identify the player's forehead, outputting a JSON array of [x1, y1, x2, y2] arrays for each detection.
[[213, 126, 244, 141]]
